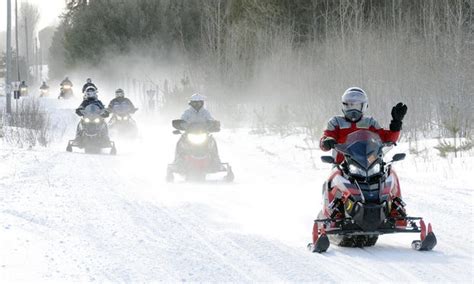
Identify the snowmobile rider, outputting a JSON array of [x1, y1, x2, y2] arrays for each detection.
[[181, 93, 215, 123], [39, 81, 49, 97], [175, 93, 221, 164], [320, 87, 408, 222], [107, 88, 137, 111], [74, 87, 109, 139], [60, 77, 73, 88], [40, 81, 49, 91], [76, 87, 108, 116], [320, 87, 407, 163], [82, 78, 97, 93]]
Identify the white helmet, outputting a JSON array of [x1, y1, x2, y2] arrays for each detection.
[[189, 93, 206, 111], [189, 93, 207, 102], [341, 87, 368, 122]]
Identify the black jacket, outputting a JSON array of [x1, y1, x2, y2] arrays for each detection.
[[108, 97, 136, 110], [60, 79, 72, 87], [76, 99, 108, 117]]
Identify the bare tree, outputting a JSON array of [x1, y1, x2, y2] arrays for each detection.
[[18, 2, 40, 82]]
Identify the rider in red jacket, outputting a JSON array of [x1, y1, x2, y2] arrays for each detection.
[[320, 87, 407, 163], [320, 87, 408, 226]]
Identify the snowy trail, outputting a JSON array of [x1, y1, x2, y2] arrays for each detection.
[[0, 101, 473, 282]]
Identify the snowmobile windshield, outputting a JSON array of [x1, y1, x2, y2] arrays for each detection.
[[186, 120, 220, 133], [335, 130, 382, 169], [83, 104, 103, 118], [111, 102, 133, 116], [186, 122, 212, 133]]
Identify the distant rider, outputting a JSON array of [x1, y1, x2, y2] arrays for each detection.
[[82, 78, 97, 93], [181, 93, 214, 123], [175, 93, 220, 164], [76, 87, 108, 116], [39, 81, 49, 97], [60, 76, 73, 88], [40, 81, 49, 91], [74, 87, 109, 139], [107, 88, 137, 111]]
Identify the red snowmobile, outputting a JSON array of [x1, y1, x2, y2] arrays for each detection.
[[308, 130, 437, 253], [166, 119, 234, 182]]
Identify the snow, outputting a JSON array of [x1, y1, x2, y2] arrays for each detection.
[[0, 98, 473, 282]]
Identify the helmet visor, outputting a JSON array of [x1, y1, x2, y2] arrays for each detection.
[[190, 101, 204, 110], [343, 102, 364, 112], [86, 90, 97, 99]]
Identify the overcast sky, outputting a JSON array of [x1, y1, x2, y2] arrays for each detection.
[[0, 0, 66, 33]]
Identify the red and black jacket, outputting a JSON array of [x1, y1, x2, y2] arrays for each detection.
[[320, 116, 400, 163]]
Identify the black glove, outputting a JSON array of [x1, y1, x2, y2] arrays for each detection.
[[391, 103, 407, 121], [101, 110, 110, 118], [75, 108, 83, 116], [390, 102, 407, 131], [322, 137, 337, 150]]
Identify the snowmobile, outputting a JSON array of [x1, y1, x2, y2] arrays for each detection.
[[166, 119, 234, 182], [108, 102, 138, 138], [58, 84, 74, 99], [308, 130, 436, 253], [66, 104, 117, 155]]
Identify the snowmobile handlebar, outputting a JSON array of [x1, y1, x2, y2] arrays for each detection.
[[172, 119, 221, 133]]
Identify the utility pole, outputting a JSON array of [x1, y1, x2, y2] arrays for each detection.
[[35, 37, 38, 83], [24, 11, 30, 83], [15, 0, 20, 82], [6, 0, 12, 114]]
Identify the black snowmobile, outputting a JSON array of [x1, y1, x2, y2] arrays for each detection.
[[58, 84, 74, 99], [66, 104, 117, 155], [108, 102, 138, 138]]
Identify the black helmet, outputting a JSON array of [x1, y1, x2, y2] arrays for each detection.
[[115, 88, 125, 98]]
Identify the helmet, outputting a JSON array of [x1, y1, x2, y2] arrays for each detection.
[[86, 78, 92, 83], [189, 93, 206, 111], [189, 93, 206, 102], [85, 87, 98, 100], [341, 87, 368, 122], [115, 88, 125, 98]]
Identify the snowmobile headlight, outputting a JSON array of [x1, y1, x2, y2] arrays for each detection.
[[117, 116, 123, 121], [348, 164, 365, 176], [123, 116, 129, 120], [187, 133, 207, 145], [84, 118, 91, 123], [368, 163, 381, 176], [94, 118, 101, 124], [63, 85, 71, 89]]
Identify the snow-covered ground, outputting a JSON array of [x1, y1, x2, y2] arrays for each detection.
[[0, 98, 473, 282]]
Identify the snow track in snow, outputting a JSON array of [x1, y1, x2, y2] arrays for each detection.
[[0, 100, 472, 282]]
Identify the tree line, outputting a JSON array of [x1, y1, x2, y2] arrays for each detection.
[[49, 0, 473, 140]]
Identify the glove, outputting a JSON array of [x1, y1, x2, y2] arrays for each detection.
[[101, 110, 110, 118], [391, 102, 407, 122], [390, 102, 407, 131], [75, 108, 83, 116], [322, 137, 337, 150]]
